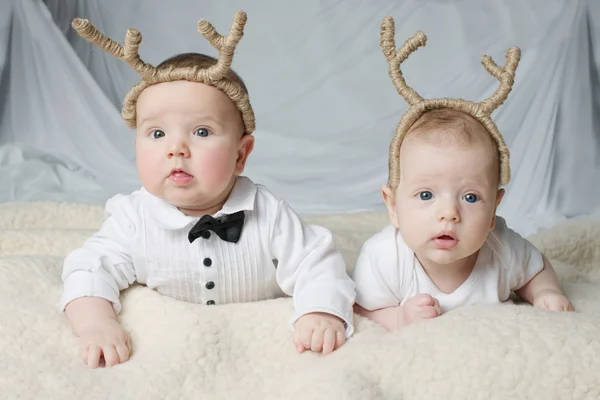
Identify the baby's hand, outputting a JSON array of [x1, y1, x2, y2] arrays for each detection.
[[293, 312, 346, 356], [533, 288, 575, 312], [401, 293, 441, 326], [78, 318, 131, 368]]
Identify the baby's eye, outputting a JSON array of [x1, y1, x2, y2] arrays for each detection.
[[463, 193, 479, 203], [419, 191, 433, 201], [194, 128, 210, 137], [150, 129, 165, 139]]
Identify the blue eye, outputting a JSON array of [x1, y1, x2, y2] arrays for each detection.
[[463, 193, 479, 203], [419, 191, 433, 201], [151, 129, 165, 139], [194, 128, 210, 137]]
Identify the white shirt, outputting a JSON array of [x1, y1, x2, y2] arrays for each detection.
[[61, 176, 356, 336], [352, 216, 544, 313]]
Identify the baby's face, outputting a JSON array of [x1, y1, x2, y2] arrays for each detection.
[[386, 136, 503, 266], [134, 81, 253, 215]]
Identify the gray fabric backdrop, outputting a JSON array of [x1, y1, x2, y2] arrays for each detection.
[[0, 0, 599, 236]]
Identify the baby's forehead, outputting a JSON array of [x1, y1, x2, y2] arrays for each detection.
[[399, 135, 500, 186], [403, 115, 498, 161]]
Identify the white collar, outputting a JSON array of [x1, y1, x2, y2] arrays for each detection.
[[141, 176, 257, 230]]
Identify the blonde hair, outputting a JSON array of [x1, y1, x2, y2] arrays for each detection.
[[71, 11, 255, 134], [380, 17, 520, 189], [404, 108, 501, 183], [408, 109, 496, 147]]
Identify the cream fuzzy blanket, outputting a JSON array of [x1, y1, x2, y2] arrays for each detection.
[[1, 202, 599, 399]]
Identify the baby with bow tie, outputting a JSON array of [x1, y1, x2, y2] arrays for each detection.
[[61, 11, 356, 368]]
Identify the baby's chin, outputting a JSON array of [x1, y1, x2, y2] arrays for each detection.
[[420, 247, 478, 266], [162, 193, 219, 214]]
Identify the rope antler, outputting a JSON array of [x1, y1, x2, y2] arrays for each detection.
[[380, 16, 427, 106], [71, 18, 156, 80], [197, 10, 247, 80], [478, 48, 521, 114], [380, 15, 521, 188]]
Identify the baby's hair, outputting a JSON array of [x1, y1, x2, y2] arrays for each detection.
[[380, 17, 520, 189], [407, 109, 495, 148], [404, 109, 501, 184], [71, 10, 255, 134], [156, 53, 249, 95]]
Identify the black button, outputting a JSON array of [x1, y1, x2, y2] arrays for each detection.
[[206, 300, 215, 305], [203, 258, 212, 267], [201, 231, 211, 239], [206, 281, 215, 290]]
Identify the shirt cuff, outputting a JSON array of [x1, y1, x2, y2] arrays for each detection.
[[61, 270, 122, 314]]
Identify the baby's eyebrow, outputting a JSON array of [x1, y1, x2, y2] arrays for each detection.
[[137, 117, 157, 127], [192, 114, 223, 126]]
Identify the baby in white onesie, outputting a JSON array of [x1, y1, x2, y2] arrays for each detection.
[[352, 19, 573, 330], [62, 12, 355, 368], [352, 108, 574, 330]]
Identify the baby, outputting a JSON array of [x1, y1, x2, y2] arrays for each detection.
[[61, 11, 355, 368], [352, 17, 574, 331]]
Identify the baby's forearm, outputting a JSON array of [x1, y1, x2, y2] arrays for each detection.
[[64, 297, 117, 336], [354, 304, 402, 331], [515, 256, 562, 304]]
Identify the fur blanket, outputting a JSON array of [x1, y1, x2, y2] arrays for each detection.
[[1, 201, 599, 399]]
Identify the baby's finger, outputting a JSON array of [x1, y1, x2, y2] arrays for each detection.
[[334, 330, 346, 350], [545, 300, 565, 312], [87, 345, 102, 369], [80, 344, 90, 364], [419, 305, 439, 319], [125, 334, 132, 353], [559, 300, 574, 312], [432, 298, 441, 314], [292, 329, 305, 353], [322, 329, 336, 355], [102, 345, 119, 367], [300, 328, 314, 351], [414, 294, 435, 306], [310, 328, 324, 352], [116, 342, 130, 363]]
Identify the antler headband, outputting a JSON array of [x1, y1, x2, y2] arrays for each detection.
[[71, 10, 255, 134], [381, 16, 520, 187]]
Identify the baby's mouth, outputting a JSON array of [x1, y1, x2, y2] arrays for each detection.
[[169, 169, 194, 184], [437, 235, 454, 240], [432, 232, 458, 249], [170, 170, 193, 178]]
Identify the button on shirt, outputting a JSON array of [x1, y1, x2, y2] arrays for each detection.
[[61, 176, 356, 336], [352, 216, 544, 313]]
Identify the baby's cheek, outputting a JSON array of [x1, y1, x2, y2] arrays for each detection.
[[136, 152, 162, 186], [197, 148, 237, 188], [397, 210, 424, 247]]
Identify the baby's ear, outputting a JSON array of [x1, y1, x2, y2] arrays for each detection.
[[381, 184, 399, 229], [490, 188, 505, 229], [234, 134, 255, 174]]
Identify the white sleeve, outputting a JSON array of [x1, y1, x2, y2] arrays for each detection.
[[270, 200, 356, 338], [60, 195, 138, 314], [494, 217, 544, 291], [351, 230, 403, 311]]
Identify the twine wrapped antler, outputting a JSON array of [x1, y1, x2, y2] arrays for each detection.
[[479, 49, 521, 114], [72, 11, 255, 133], [72, 18, 156, 79], [197, 11, 246, 80], [381, 16, 520, 187], [380, 24, 426, 106]]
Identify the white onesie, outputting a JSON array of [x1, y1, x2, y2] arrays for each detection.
[[352, 216, 544, 313]]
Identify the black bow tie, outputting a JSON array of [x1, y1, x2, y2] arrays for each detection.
[[188, 211, 245, 244]]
